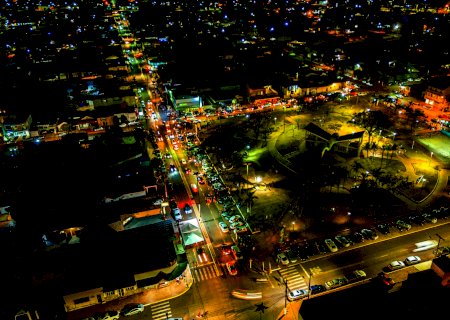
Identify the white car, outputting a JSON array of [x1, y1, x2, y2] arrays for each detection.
[[121, 304, 144, 316], [388, 260, 405, 270], [405, 256, 421, 265], [277, 253, 289, 265], [324, 239, 338, 252], [288, 289, 309, 301], [219, 221, 229, 233]]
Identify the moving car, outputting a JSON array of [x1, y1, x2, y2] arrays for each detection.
[[231, 289, 262, 300], [413, 240, 438, 252], [405, 256, 421, 265], [226, 262, 238, 276], [288, 289, 309, 301], [277, 253, 290, 265], [388, 260, 405, 270], [324, 239, 338, 252], [191, 183, 198, 193], [121, 304, 144, 317], [219, 221, 229, 233], [345, 270, 367, 283], [184, 203, 192, 214]]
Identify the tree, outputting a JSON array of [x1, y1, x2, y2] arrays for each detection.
[[243, 189, 258, 217], [351, 161, 364, 179], [352, 110, 392, 145]]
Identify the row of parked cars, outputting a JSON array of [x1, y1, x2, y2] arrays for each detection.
[[279, 206, 449, 264], [82, 303, 144, 320], [287, 270, 367, 301]]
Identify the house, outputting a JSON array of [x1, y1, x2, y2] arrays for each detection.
[[0, 113, 33, 143], [304, 122, 364, 157], [61, 214, 186, 312], [423, 76, 450, 110], [247, 82, 280, 107]]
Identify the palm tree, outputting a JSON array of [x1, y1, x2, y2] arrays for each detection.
[[243, 189, 258, 217], [351, 161, 364, 179]]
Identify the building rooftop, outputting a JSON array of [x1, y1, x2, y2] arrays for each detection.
[[300, 269, 449, 320]]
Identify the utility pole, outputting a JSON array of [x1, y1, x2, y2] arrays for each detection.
[[284, 279, 288, 315]]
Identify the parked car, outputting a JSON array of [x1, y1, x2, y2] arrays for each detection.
[[219, 221, 229, 233], [378, 272, 395, 286], [361, 228, 378, 240], [408, 215, 426, 226], [422, 213, 437, 224], [325, 277, 348, 290], [121, 304, 144, 317], [277, 252, 290, 265], [173, 208, 182, 221], [334, 235, 351, 248], [236, 225, 248, 233], [228, 215, 241, 223], [310, 284, 326, 295], [376, 223, 390, 235], [286, 250, 298, 263], [288, 289, 309, 301], [388, 260, 405, 270], [324, 239, 338, 252], [405, 256, 421, 265], [352, 232, 365, 243], [230, 220, 244, 229], [396, 220, 411, 232], [95, 311, 120, 320]]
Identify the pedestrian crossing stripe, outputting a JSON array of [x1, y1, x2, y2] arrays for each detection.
[[151, 301, 171, 320], [279, 266, 308, 291], [193, 265, 220, 282]]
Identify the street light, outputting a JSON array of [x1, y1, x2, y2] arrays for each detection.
[[291, 221, 295, 232], [433, 233, 445, 257]]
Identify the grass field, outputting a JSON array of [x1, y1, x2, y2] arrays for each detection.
[[416, 132, 450, 160]]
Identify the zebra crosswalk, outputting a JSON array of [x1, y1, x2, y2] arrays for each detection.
[[150, 301, 172, 320], [192, 264, 220, 282], [278, 265, 308, 291]]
